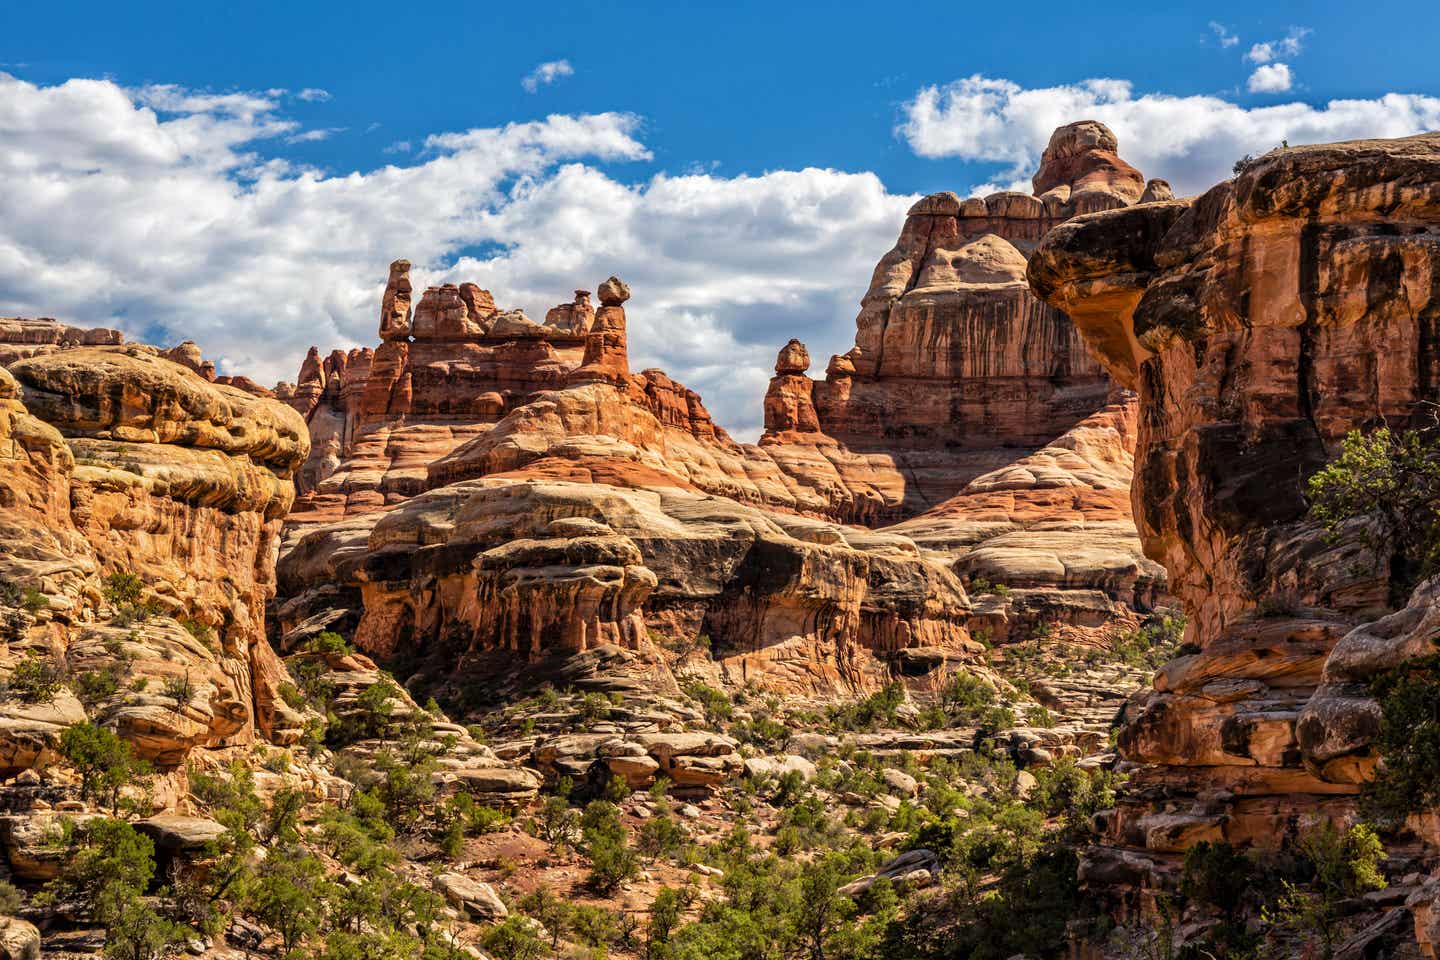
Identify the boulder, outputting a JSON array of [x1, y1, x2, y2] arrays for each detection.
[[434, 873, 508, 922], [0, 917, 39, 960]]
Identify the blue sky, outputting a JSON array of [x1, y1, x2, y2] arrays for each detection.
[[3, 1, 1439, 437]]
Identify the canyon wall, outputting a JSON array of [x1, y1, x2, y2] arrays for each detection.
[[1030, 131, 1440, 901], [766, 121, 1173, 513], [0, 338, 310, 767]]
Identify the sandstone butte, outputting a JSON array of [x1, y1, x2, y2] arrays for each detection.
[[271, 119, 1166, 708], [1029, 129, 1440, 940]]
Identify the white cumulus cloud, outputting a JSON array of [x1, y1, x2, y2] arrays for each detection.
[[1247, 63, 1293, 93], [898, 74, 1440, 196], [521, 60, 574, 94], [0, 72, 908, 440], [1246, 26, 1310, 64]]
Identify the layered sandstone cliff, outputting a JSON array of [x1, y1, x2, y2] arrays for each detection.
[[1029, 132, 1440, 903], [274, 121, 1173, 703], [285, 262, 913, 526], [763, 121, 1171, 513], [0, 342, 310, 765]]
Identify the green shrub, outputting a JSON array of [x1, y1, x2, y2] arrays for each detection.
[[101, 572, 144, 606], [577, 691, 613, 723], [583, 801, 638, 893], [967, 577, 1010, 598], [180, 618, 217, 651], [639, 812, 689, 860], [829, 682, 905, 731], [60, 721, 152, 813], [19, 588, 48, 614], [306, 630, 352, 656], [245, 846, 332, 957], [1108, 614, 1187, 670], [41, 817, 192, 957], [684, 681, 734, 723], [1264, 822, 1386, 957], [328, 680, 398, 745], [5, 651, 65, 702], [1362, 653, 1440, 826], [70, 663, 123, 707], [0, 879, 21, 915], [483, 915, 546, 960], [1308, 424, 1440, 602], [162, 672, 195, 708], [1181, 841, 1252, 918]]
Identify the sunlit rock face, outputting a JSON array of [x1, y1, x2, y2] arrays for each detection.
[[276, 476, 981, 699], [1031, 131, 1440, 897], [791, 121, 1159, 513], [271, 122, 1176, 702], [0, 342, 310, 766]]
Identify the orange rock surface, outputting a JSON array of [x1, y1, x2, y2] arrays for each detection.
[[1030, 131, 1440, 900]]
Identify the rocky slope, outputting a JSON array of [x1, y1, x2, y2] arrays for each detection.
[[1031, 130, 1440, 939]]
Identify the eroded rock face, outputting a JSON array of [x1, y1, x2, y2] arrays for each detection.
[[0, 345, 310, 765], [0, 317, 123, 366], [277, 478, 978, 698], [287, 264, 920, 527], [276, 121, 1169, 700], [287, 263, 614, 522], [761, 340, 823, 442], [889, 396, 1167, 640], [790, 120, 1148, 513], [1029, 132, 1440, 886]]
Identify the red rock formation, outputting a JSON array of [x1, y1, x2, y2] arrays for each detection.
[[740, 122, 1156, 517], [805, 121, 1147, 474], [889, 396, 1166, 640], [761, 339, 824, 442], [567, 277, 631, 386], [277, 477, 979, 698], [545, 290, 595, 335], [275, 121, 1170, 700], [288, 262, 915, 526], [1030, 120, 1145, 213], [287, 261, 595, 521], [1029, 131, 1440, 901], [378, 258, 413, 342], [0, 345, 310, 765], [0, 317, 124, 366]]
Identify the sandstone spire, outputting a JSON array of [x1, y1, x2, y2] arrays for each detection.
[[379, 258, 413, 341], [568, 276, 631, 385], [761, 338, 823, 442]]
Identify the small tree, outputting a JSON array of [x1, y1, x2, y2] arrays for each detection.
[[104, 889, 192, 960], [102, 572, 145, 606], [1265, 822, 1387, 959], [41, 817, 191, 959], [796, 857, 856, 960], [583, 800, 638, 894], [245, 847, 332, 958], [482, 915, 546, 960], [1308, 423, 1440, 602], [59, 722, 152, 813], [1362, 653, 1440, 827], [646, 886, 687, 959], [518, 886, 572, 953], [6, 651, 65, 703]]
